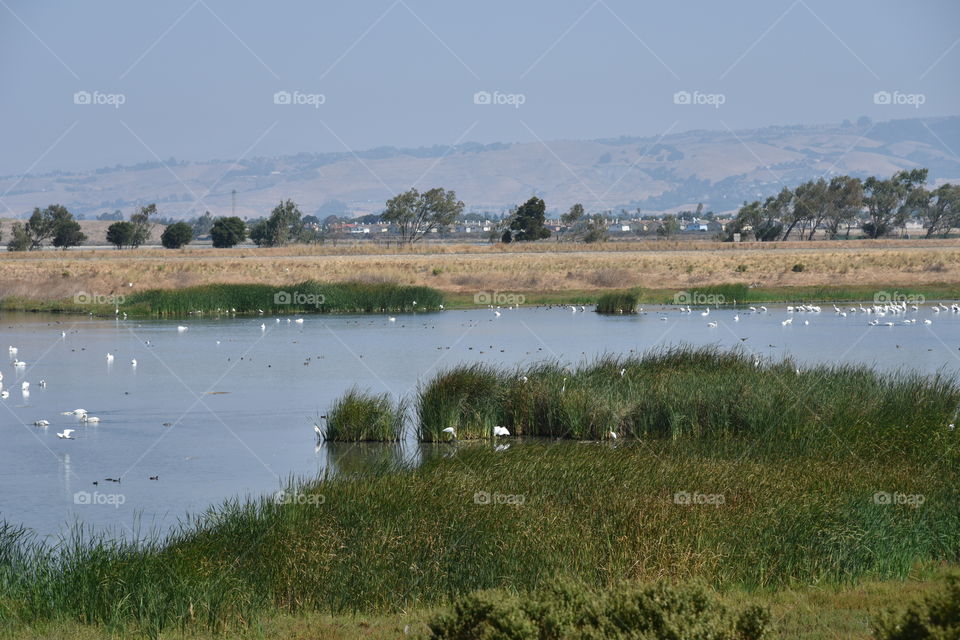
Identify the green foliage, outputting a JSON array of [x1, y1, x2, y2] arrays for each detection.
[[595, 291, 638, 314], [129, 203, 156, 247], [251, 200, 304, 247], [863, 169, 928, 238], [51, 218, 86, 249], [381, 188, 464, 244], [6, 222, 31, 252], [505, 197, 550, 242], [873, 575, 960, 639], [416, 363, 505, 441], [429, 580, 772, 640], [106, 221, 135, 249], [123, 281, 443, 315], [323, 388, 405, 442], [160, 221, 193, 249], [657, 214, 680, 237], [791, 263, 805, 272], [210, 216, 247, 248]]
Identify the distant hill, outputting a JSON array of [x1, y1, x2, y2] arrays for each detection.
[[2, 116, 958, 219]]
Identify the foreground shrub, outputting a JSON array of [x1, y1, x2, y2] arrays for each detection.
[[323, 388, 405, 441], [873, 575, 960, 639], [428, 579, 772, 640]]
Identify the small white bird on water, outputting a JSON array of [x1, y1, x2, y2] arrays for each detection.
[[389, 317, 397, 322], [130, 359, 137, 367], [0, 390, 8, 399], [34, 420, 49, 427], [441, 427, 457, 441], [106, 353, 114, 362], [177, 326, 188, 332], [57, 429, 75, 439], [492, 426, 510, 437], [20, 381, 29, 391], [82, 416, 100, 423]]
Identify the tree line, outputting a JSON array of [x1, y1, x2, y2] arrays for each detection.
[[727, 168, 959, 241]]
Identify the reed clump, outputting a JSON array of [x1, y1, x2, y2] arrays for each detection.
[[322, 388, 405, 442], [595, 291, 639, 314]]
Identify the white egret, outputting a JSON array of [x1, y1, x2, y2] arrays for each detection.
[[57, 429, 75, 439], [441, 426, 457, 441], [82, 416, 100, 423], [493, 426, 510, 437], [34, 420, 49, 426]]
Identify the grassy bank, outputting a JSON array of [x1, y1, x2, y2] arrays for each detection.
[[415, 346, 960, 446], [0, 281, 444, 316]]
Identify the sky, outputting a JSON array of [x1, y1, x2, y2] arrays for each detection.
[[1, 0, 958, 176]]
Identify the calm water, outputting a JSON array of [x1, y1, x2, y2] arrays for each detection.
[[1, 304, 958, 539]]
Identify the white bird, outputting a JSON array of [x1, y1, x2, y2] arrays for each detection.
[[569, 306, 577, 313], [759, 306, 768, 313], [608, 431, 618, 439], [106, 353, 114, 362], [923, 319, 932, 325], [295, 318, 304, 324], [619, 368, 626, 377], [441, 426, 457, 440], [439, 304, 444, 310], [130, 359, 137, 367], [0, 390, 8, 399], [63, 409, 87, 416], [707, 321, 718, 328], [701, 308, 710, 316], [34, 420, 49, 427], [20, 382, 29, 391], [492, 426, 510, 437], [260, 323, 266, 331], [494, 311, 501, 317], [733, 314, 740, 322], [177, 326, 188, 332], [82, 416, 100, 423], [8, 346, 17, 354], [13, 360, 25, 368], [314, 424, 323, 439], [38, 380, 46, 387], [781, 318, 793, 326], [519, 376, 528, 383], [389, 317, 397, 322], [57, 429, 75, 439]]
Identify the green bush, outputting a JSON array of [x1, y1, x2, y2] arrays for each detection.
[[873, 575, 960, 639], [428, 579, 772, 640], [791, 263, 805, 272], [160, 222, 193, 249], [323, 388, 405, 442]]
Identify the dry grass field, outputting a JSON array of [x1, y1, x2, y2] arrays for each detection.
[[0, 238, 958, 304]]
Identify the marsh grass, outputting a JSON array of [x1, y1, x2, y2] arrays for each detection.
[[417, 346, 960, 452], [595, 291, 640, 314], [123, 281, 443, 315], [323, 389, 405, 442]]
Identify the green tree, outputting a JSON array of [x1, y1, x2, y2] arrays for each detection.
[[862, 169, 928, 238], [106, 221, 135, 249], [129, 204, 157, 247], [160, 221, 193, 249], [381, 188, 464, 244], [24, 204, 76, 249], [582, 214, 608, 243], [253, 200, 304, 247], [657, 215, 681, 237], [6, 222, 31, 252], [918, 183, 960, 238], [52, 218, 87, 249], [559, 203, 585, 241], [505, 197, 550, 242], [191, 211, 214, 237], [823, 176, 863, 239], [210, 216, 247, 248], [792, 179, 830, 240]]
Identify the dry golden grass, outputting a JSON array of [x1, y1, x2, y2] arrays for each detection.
[[1, 239, 958, 302]]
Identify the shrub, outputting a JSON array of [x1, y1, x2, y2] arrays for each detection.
[[106, 221, 135, 249], [736, 264, 748, 272], [428, 579, 772, 640], [596, 291, 638, 314], [160, 222, 193, 249], [791, 263, 805, 273], [323, 388, 405, 441], [872, 575, 960, 640]]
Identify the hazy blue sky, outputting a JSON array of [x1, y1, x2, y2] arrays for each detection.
[[1, 0, 958, 175]]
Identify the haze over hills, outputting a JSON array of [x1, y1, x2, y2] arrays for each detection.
[[2, 115, 958, 220]]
